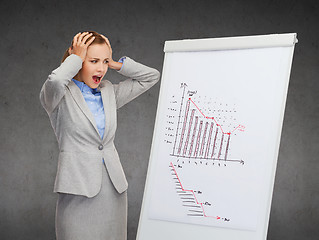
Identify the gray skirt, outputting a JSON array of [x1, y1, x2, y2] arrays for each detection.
[[55, 163, 127, 240]]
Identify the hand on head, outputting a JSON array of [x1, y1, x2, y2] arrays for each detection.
[[100, 34, 115, 65], [99, 34, 122, 70], [100, 34, 112, 57], [68, 32, 95, 62], [68, 31, 122, 70]]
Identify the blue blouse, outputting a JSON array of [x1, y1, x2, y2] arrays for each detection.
[[71, 58, 126, 138], [72, 79, 105, 139]]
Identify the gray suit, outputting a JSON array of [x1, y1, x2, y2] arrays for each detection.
[[40, 54, 160, 198]]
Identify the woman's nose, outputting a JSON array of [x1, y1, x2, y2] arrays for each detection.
[[97, 62, 105, 72]]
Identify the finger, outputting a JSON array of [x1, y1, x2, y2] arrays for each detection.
[[105, 38, 110, 47], [77, 32, 89, 45], [100, 34, 110, 46], [82, 33, 93, 45], [73, 32, 81, 46], [100, 34, 107, 42], [105, 40, 112, 53], [104, 37, 111, 47], [86, 36, 95, 46]]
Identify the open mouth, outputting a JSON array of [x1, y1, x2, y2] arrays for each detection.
[[92, 75, 102, 84]]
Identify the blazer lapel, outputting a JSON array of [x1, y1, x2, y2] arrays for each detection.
[[67, 81, 100, 135], [99, 82, 111, 141]]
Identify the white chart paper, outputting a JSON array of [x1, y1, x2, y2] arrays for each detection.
[[148, 47, 292, 230]]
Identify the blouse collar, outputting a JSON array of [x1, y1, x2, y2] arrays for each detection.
[[72, 78, 100, 94]]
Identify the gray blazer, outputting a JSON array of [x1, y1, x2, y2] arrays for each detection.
[[40, 54, 160, 198]]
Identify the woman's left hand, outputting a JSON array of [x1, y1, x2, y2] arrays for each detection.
[[100, 34, 123, 71]]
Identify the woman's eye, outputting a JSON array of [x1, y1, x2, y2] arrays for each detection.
[[91, 60, 97, 63], [104, 60, 109, 64]]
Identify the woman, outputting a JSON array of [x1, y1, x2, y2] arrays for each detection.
[[40, 31, 160, 240]]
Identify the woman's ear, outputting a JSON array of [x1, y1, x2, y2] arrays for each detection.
[[68, 47, 72, 55]]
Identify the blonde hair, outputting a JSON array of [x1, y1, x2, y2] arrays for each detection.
[[61, 31, 107, 63]]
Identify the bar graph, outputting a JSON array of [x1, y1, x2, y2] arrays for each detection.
[[171, 84, 245, 164]]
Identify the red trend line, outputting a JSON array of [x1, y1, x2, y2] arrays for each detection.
[[188, 98, 243, 135], [170, 162, 221, 220]]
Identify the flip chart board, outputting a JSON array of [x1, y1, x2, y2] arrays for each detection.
[[137, 33, 297, 240]]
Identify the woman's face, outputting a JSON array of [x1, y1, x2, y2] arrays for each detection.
[[74, 43, 111, 89]]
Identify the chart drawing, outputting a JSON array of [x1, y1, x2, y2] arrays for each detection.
[[171, 83, 245, 164], [149, 82, 261, 230], [170, 161, 230, 222], [163, 83, 245, 223]]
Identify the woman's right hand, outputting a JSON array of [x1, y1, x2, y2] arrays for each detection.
[[68, 32, 95, 62]]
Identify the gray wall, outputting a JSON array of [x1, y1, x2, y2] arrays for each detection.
[[0, 0, 318, 239]]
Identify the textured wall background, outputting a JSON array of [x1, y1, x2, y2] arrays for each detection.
[[0, 0, 318, 239]]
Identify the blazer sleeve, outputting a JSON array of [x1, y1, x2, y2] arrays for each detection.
[[113, 57, 160, 109], [39, 54, 82, 113]]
